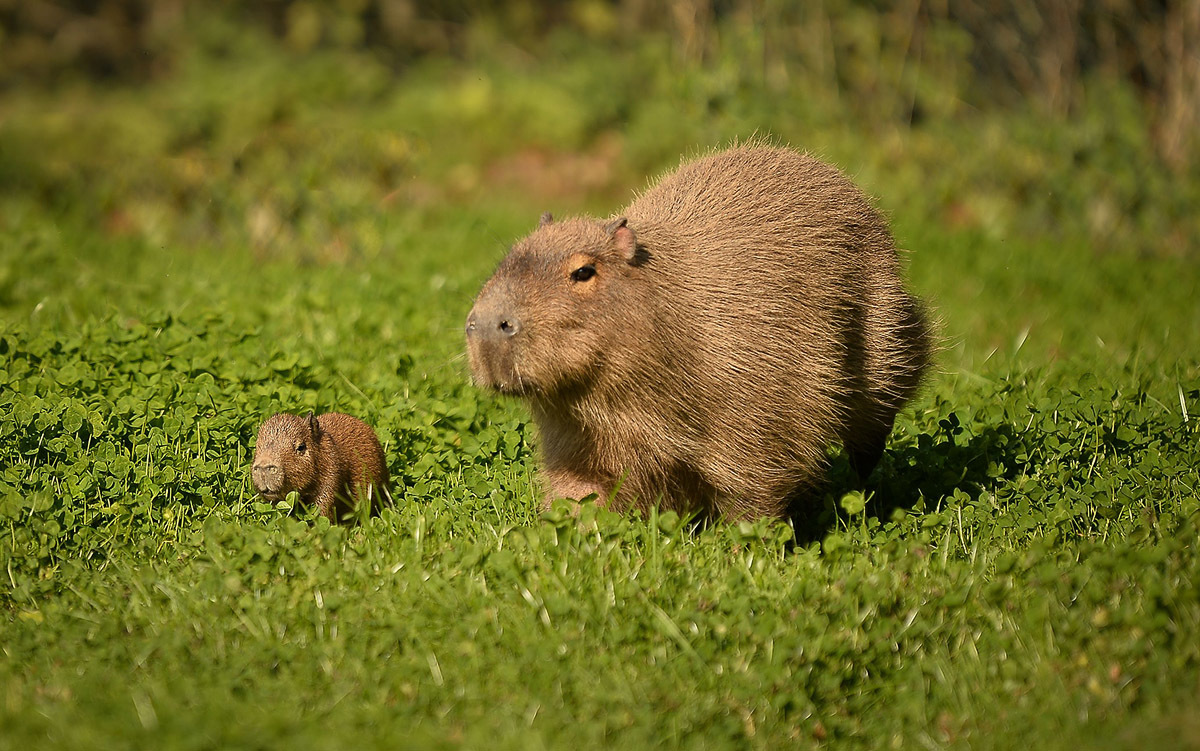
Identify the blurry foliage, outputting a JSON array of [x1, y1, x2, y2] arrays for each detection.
[[0, 0, 1198, 261], [1, 0, 1197, 170]]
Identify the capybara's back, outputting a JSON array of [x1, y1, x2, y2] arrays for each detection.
[[466, 143, 931, 520]]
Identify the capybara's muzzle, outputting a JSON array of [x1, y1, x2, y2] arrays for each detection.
[[465, 296, 523, 391], [251, 463, 284, 497]]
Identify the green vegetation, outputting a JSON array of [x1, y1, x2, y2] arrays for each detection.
[[2, 6, 1199, 749]]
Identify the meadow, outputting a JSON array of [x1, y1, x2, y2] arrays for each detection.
[[1, 9, 1199, 749]]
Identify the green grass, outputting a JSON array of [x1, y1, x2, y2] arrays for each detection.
[[2, 19, 1199, 751]]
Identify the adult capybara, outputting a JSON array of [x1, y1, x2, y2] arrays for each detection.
[[466, 143, 931, 520], [251, 411, 390, 522]]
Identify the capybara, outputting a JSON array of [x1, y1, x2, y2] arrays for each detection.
[[465, 143, 931, 520], [251, 411, 390, 522]]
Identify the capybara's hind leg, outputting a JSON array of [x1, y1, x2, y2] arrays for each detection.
[[845, 416, 894, 481]]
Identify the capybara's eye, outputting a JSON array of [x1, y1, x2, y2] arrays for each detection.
[[571, 265, 597, 283], [296, 442, 307, 454]]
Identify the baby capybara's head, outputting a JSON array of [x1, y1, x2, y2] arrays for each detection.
[[251, 412, 322, 502], [466, 214, 644, 395]]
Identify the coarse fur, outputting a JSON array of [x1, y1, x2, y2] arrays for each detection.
[[466, 142, 932, 520], [251, 411, 390, 522]]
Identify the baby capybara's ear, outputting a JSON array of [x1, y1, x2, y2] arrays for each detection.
[[306, 411, 322, 442], [539, 211, 554, 227]]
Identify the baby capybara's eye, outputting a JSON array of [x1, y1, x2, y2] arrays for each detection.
[[571, 265, 597, 282], [296, 442, 306, 454]]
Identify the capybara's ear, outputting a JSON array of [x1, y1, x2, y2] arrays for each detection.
[[539, 211, 554, 227], [603, 216, 638, 263], [306, 411, 322, 441]]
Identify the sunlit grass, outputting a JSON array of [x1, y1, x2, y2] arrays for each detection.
[[1, 21, 1198, 751]]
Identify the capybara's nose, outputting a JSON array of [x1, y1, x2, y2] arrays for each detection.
[[252, 464, 282, 493], [466, 308, 520, 340], [496, 316, 520, 336]]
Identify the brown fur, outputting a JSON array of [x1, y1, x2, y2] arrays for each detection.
[[466, 143, 932, 520], [251, 411, 390, 522]]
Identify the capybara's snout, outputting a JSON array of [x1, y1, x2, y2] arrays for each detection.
[[465, 299, 522, 342], [251, 463, 284, 496], [466, 291, 525, 392]]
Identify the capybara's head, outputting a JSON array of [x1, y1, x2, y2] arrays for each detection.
[[466, 213, 644, 395], [251, 412, 322, 501]]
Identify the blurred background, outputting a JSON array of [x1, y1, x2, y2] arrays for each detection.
[[1, 0, 1197, 348]]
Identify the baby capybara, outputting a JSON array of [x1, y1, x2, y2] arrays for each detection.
[[251, 411, 389, 522], [466, 143, 931, 520]]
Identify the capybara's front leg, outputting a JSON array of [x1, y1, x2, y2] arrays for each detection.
[[541, 467, 612, 511], [314, 483, 340, 521]]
